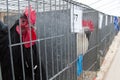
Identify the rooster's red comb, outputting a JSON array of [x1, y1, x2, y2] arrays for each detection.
[[24, 6, 36, 25]]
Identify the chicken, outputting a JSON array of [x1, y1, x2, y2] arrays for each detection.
[[0, 7, 46, 80]]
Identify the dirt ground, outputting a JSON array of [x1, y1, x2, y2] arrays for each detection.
[[78, 71, 96, 80]]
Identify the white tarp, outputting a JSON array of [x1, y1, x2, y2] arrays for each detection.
[[0, 0, 120, 16], [73, 0, 120, 17]]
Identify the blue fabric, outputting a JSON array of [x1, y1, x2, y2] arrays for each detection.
[[77, 54, 83, 76], [114, 16, 119, 31]]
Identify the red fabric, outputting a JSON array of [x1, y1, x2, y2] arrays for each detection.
[[24, 6, 36, 25], [16, 25, 37, 48]]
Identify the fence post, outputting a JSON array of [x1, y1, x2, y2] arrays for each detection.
[[96, 12, 100, 71]]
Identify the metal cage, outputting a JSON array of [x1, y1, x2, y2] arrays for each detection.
[[0, 0, 117, 80]]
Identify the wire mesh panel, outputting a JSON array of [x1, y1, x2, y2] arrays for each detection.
[[81, 10, 99, 80], [78, 9, 116, 80], [98, 14, 116, 66], [36, 10, 77, 80]]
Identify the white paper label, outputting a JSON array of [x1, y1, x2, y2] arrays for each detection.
[[99, 13, 103, 29], [105, 15, 108, 26], [71, 5, 83, 33]]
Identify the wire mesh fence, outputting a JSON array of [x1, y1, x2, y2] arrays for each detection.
[[0, 0, 118, 80]]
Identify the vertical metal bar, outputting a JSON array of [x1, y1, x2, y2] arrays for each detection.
[[66, 1, 71, 80], [55, 0, 57, 10], [59, 0, 61, 10], [6, 0, 15, 80], [62, 0, 67, 80], [68, 1, 74, 80], [55, 0, 59, 79], [35, 0, 43, 80], [42, 0, 49, 79], [82, 9, 85, 80], [54, 0, 59, 80], [27, 1, 34, 80], [50, 0, 55, 77], [82, 7, 84, 80], [63, 1, 70, 80], [72, 3, 76, 80], [63, 0, 65, 10], [72, 4, 75, 80], [81, 12, 84, 79], [96, 12, 100, 78], [17, 0, 26, 80], [59, 0, 63, 80], [95, 13, 100, 77]]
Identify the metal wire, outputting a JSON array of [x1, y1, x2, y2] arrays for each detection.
[[17, 0, 25, 80], [54, 0, 59, 80], [28, 1, 34, 80], [49, 0, 55, 77], [6, 0, 15, 80], [63, 0, 68, 80], [42, 0, 49, 79], [10, 35, 64, 47], [72, 4, 76, 80], [66, 1, 71, 80], [35, 0, 43, 79]]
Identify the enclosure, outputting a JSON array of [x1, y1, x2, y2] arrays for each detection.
[[0, 0, 118, 80]]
